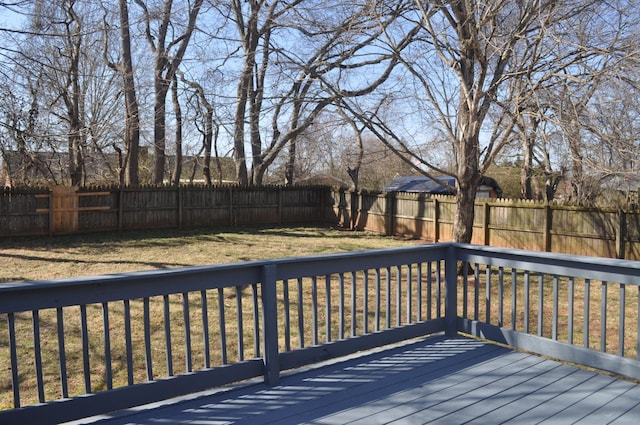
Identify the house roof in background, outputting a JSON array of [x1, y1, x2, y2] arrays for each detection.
[[384, 176, 456, 194], [384, 175, 503, 196]]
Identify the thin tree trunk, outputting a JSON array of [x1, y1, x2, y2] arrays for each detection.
[[152, 81, 169, 184], [171, 75, 182, 186], [203, 113, 213, 186], [520, 135, 534, 199]]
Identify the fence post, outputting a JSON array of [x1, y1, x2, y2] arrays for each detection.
[[278, 187, 283, 225], [544, 204, 552, 252], [385, 192, 395, 236], [177, 187, 183, 230], [433, 198, 439, 242], [118, 188, 124, 232], [47, 190, 54, 237], [228, 187, 234, 226], [483, 202, 490, 246], [320, 187, 326, 224], [617, 209, 626, 259], [261, 263, 280, 386], [350, 191, 356, 230], [445, 244, 458, 336]]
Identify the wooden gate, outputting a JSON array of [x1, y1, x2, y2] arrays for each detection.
[[37, 187, 110, 235], [51, 186, 79, 234]]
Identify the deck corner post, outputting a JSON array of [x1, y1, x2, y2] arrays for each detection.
[[261, 263, 280, 386], [444, 244, 459, 336]]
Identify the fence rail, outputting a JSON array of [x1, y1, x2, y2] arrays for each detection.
[[1, 243, 640, 424]]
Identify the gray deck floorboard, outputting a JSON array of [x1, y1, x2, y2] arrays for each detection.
[[68, 335, 640, 425]]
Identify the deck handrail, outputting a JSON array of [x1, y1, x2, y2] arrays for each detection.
[[452, 243, 640, 382], [1, 242, 639, 424]]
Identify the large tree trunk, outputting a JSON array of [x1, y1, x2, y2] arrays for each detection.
[[203, 112, 213, 186], [231, 1, 249, 185], [452, 132, 480, 244], [118, 0, 140, 186], [151, 80, 169, 184], [249, 81, 264, 185], [170, 75, 182, 185], [520, 135, 534, 199], [233, 59, 252, 185], [68, 127, 83, 186], [451, 6, 480, 244], [64, 1, 84, 186], [233, 83, 249, 185], [452, 182, 478, 243], [135, 0, 203, 185], [284, 139, 296, 186]]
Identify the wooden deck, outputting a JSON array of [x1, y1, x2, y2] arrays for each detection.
[[66, 335, 640, 425]]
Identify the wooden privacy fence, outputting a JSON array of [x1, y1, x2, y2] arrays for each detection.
[[0, 186, 332, 237], [3, 185, 640, 260], [332, 189, 640, 260]]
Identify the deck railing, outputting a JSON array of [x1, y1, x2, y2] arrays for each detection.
[[455, 244, 640, 380], [1, 243, 639, 424]]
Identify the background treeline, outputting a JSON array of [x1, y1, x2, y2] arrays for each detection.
[[0, 1, 638, 240]]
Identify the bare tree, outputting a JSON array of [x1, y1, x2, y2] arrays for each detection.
[[58, 0, 84, 185], [339, 109, 365, 192], [276, 110, 412, 191], [20, 0, 89, 185], [103, 0, 141, 186], [134, 0, 204, 185], [411, 1, 567, 242], [345, 1, 632, 243], [1, 0, 124, 186], [180, 74, 219, 185], [228, 0, 417, 186], [0, 77, 42, 185]]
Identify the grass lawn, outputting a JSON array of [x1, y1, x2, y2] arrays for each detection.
[[0, 226, 420, 283]]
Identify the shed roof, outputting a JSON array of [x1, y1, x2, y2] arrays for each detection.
[[385, 175, 503, 197], [384, 176, 456, 194]]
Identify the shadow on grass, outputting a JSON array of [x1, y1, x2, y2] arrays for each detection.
[[0, 225, 364, 249], [0, 225, 412, 283], [0, 225, 398, 251], [0, 251, 191, 284]]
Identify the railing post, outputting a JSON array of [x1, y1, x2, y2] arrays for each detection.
[[261, 263, 280, 385], [445, 244, 459, 336]]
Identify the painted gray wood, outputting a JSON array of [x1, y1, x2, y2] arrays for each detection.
[[3, 242, 640, 423], [67, 336, 640, 425]]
